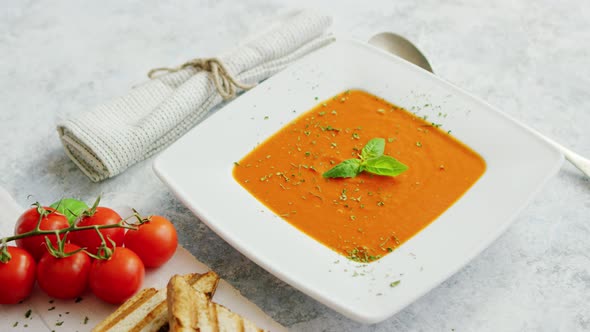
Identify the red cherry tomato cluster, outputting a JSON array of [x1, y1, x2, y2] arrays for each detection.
[[0, 203, 178, 305]]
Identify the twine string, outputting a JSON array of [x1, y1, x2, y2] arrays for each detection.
[[148, 58, 255, 100]]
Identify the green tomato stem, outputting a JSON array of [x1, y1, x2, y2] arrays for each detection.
[[0, 195, 153, 263], [1, 221, 137, 244], [0, 239, 10, 263], [0, 209, 148, 262]]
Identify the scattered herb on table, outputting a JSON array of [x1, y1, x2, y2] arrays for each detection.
[[390, 280, 401, 288]]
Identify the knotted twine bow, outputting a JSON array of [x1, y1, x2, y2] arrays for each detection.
[[147, 58, 255, 100]]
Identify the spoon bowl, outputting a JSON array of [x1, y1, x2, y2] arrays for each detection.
[[369, 32, 433, 73], [368, 32, 589, 179]]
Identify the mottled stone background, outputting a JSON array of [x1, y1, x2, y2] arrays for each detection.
[[1, 1, 589, 331]]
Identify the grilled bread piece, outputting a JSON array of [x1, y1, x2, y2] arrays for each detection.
[[167, 274, 263, 332], [167, 275, 200, 331], [92, 288, 159, 332], [93, 272, 219, 332]]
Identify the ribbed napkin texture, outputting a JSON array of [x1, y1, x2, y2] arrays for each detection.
[[58, 11, 334, 182]]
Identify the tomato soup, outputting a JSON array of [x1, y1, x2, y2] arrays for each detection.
[[233, 90, 486, 262]]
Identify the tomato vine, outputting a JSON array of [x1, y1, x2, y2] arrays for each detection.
[[0, 198, 149, 263]]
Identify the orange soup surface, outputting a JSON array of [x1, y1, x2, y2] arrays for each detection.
[[233, 90, 486, 262]]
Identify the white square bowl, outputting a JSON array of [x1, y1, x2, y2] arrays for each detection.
[[153, 40, 563, 324]]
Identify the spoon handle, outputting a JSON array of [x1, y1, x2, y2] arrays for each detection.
[[561, 149, 590, 178], [535, 130, 590, 178]]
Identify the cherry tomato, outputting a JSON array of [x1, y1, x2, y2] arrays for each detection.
[[124, 215, 178, 268], [89, 247, 144, 304], [15, 207, 70, 261], [36, 243, 91, 299], [70, 207, 125, 255], [0, 246, 36, 304]]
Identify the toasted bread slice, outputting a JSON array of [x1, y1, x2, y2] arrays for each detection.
[[92, 288, 158, 332], [135, 272, 219, 332], [167, 275, 201, 332], [167, 275, 263, 332], [189, 271, 219, 299], [93, 272, 219, 332]]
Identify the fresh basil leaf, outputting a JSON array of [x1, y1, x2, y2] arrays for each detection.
[[50, 198, 89, 225], [361, 138, 385, 160], [322, 159, 361, 178], [363, 155, 408, 177]]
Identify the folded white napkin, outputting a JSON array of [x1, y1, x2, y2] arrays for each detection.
[[57, 11, 334, 182]]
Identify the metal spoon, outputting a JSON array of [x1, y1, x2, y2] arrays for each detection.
[[369, 32, 434, 73], [368, 32, 590, 178]]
